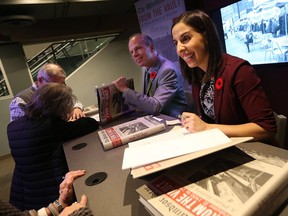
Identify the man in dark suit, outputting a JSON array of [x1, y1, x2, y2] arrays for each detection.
[[245, 29, 253, 53], [112, 33, 187, 118]]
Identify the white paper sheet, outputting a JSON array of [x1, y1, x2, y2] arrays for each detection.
[[122, 128, 231, 170], [128, 127, 188, 148], [90, 113, 100, 121]]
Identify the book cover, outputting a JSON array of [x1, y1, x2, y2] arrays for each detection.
[[136, 143, 288, 216], [98, 115, 166, 151], [96, 79, 135, 124]]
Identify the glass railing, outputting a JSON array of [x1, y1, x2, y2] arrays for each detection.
[[0, 77, 9, 97], [27, 34, 118, 81], [0, 34, 118, 98]]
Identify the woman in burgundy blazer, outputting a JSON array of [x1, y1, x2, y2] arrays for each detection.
[[171, 10, 276, 143]]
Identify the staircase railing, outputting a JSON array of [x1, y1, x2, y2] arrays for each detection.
[[27, 34, 118, 81], [0, 33, 118, 98], [0, 77, 9, 97]]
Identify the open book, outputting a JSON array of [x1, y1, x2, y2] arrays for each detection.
[[136, 142, 288, 216], [98, 115, 166, 151], [83, 104, 99, 116], [122, 127, 252, 177], [96, 79, 135, 124]]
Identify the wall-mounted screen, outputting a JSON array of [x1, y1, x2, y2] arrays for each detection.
[[220, 0, 288, 65]]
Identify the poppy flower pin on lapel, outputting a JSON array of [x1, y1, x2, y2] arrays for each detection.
[[215, 78, 223, 90], [150, 71, 157, 79]]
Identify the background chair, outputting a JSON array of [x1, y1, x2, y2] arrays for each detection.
[[272, 41, 288, 62], [265, 39, 288, 62], [274, 112, 287, 148], [184, 91, 196, 112]]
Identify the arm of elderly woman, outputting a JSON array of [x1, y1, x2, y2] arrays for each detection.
[[25, 170, 94, 216]]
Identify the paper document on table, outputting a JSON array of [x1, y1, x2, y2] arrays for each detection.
[[122, 128, 231, 170], [128, 127, 188, 148], [131, 136, 253, 178]]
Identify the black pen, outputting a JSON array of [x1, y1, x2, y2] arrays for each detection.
[[177, 113, 202, 120], [177, 114, 187, 121]]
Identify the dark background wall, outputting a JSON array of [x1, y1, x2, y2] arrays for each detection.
[[1, 0, 287, 150], [186, 0, 288, 149]]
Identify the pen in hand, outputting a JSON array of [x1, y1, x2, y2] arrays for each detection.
[[177, 113, 188, 122], [178, 113, 201, 121]]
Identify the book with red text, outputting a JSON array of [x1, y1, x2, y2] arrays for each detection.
[[96, 79, 135, 124], [97, 115, 166, 151], [136, 142, 288, 216]]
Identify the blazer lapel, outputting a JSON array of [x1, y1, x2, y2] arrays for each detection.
[[145, 62, 161, 96], [214, 57, 226, 123]]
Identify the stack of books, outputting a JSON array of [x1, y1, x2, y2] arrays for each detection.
[[134, 142, 288, 216]]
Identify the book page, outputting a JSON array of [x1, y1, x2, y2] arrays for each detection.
[[122, 128, 231, 169], [83, 104, 99, 116], [128, 127, 187, 148], [131, 137, 253, 178], [89, 113, 99, 121]]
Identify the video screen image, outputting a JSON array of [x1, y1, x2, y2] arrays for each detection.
[[220, 0, 288, 65]]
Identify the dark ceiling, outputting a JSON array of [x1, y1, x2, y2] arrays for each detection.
[[0, 0, 139, 45]]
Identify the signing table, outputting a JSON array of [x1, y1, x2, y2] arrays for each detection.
[[63, 130, 149, 215], [63, 114, 288, 216], [63, 114, 176, 215]]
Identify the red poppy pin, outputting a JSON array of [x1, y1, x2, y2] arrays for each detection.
[[150, 71, 157, 79], [215, 78, 223, 90]]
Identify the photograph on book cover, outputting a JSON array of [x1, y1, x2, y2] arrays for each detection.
[[96, 78, 135, 124], [119, 121, 149, 135], [98, 115, 166, 151], [189, 157, 271, 205], [236, 145, 288, 168]]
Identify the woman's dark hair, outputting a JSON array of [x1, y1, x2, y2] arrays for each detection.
[[25, 83, 76, 120], [171, 10, 223, 84]]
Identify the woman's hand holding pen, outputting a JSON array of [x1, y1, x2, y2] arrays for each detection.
[[181, 112, 208, 133]]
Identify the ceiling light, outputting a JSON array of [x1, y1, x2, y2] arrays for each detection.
[[0, 15, 36, 27]]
